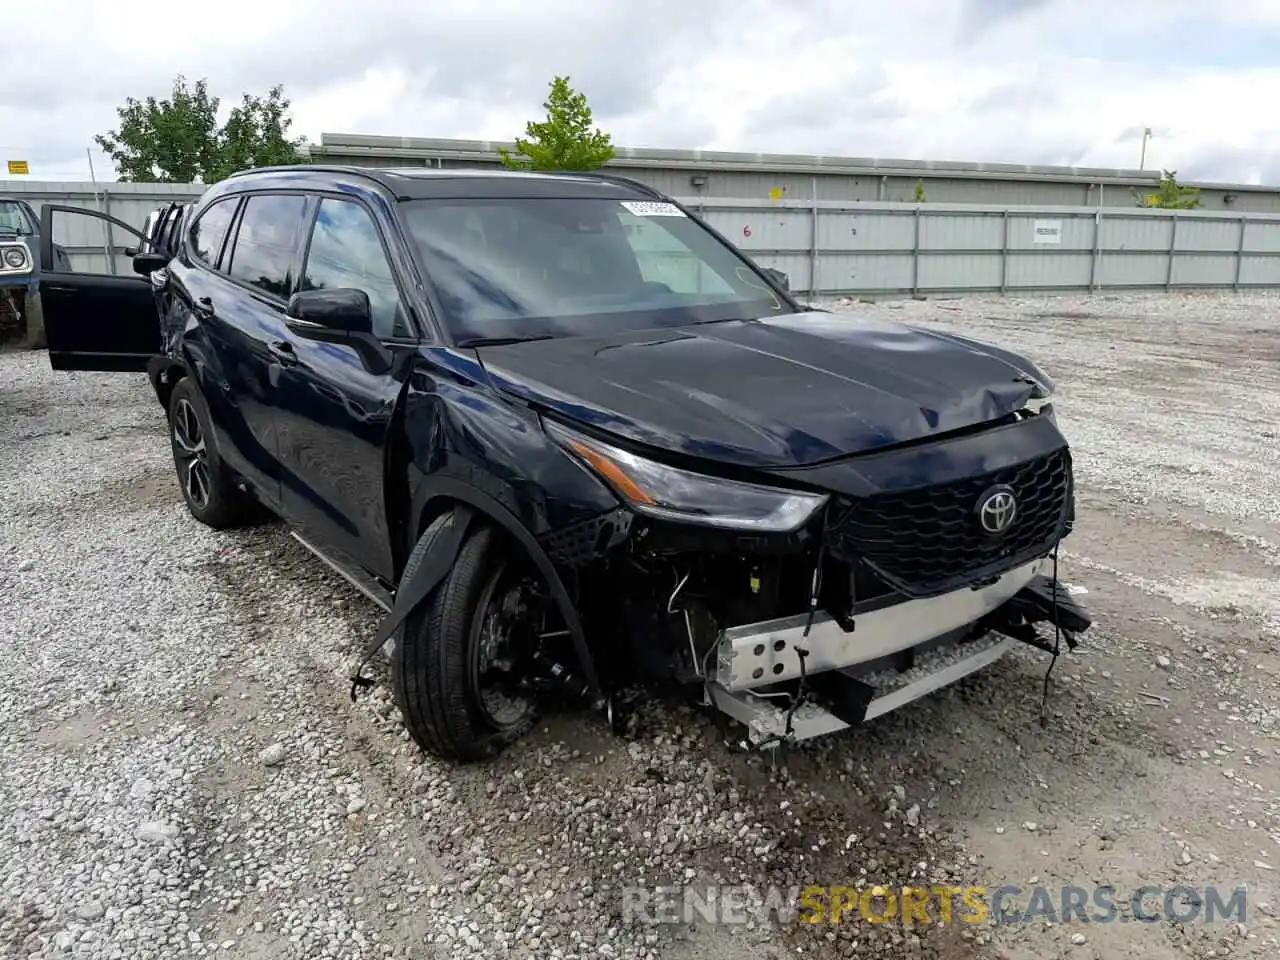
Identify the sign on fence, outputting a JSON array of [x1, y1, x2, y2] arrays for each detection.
[[7, 160, 29, 176], [1033, 219, 1062, 244]]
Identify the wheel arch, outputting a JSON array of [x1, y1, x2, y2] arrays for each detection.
[[408, 478, 604, 706]]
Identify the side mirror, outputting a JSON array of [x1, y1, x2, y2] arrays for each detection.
[[762, 267, 790, 291], [132, 251, 169, 276], [285, 288, 373, 334], [285, 287, 392, 375]]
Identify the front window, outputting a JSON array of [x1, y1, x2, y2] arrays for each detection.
[[0, 200, 35, 236], [399, 196, 787, 343]]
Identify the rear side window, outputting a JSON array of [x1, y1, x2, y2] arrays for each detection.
[[188, 198, 238, 266], [226, 194, 308, 299]]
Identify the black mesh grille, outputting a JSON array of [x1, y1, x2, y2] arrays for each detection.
[[541, 509, 633, 568], [832, 449, 1072, 596]]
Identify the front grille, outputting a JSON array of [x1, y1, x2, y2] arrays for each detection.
[[831, 449, 1072, 597]]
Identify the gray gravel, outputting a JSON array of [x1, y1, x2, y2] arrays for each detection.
[[3, 290, 1280, 960]]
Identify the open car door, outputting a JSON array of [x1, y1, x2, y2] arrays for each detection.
[[39, 203, 182, 372]]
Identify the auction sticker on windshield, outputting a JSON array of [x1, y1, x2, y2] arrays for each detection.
[[621, 201, 687, 217]]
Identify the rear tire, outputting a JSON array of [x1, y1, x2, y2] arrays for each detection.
[[392, 512, 538, 763], [167, 378, 260, 529]]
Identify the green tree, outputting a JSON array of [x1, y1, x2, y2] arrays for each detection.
[[498, 75, 615, 171], [95, 76, 307, 183], [206, 86, 306, 182], [1139, 169, 1202, 209], [913, 179, 927, 203]]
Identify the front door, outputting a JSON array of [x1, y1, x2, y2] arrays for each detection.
[[275, 195, 414, 582], [38, 205, 162, 372]]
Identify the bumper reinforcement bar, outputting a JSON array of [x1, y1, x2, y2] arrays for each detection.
[[704, 566, 1092, 747], [707, 633, 1015, 745]]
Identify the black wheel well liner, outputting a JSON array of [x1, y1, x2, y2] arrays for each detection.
[[411, 479, 603, 705]]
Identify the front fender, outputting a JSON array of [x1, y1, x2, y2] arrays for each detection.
[[402, 348, 620, 543], [397, 347, 624, 702]]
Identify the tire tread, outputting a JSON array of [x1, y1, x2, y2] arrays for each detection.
[[392, 513, 535, 762]]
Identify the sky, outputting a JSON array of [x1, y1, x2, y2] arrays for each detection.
[[3, 0, 1280, 185]]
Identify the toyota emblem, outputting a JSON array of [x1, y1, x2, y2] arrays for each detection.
[[976, 485, 1018, 535]]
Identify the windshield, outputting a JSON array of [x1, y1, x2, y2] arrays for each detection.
[[399, 196, 787, 343], [0, 200, 35, 236]]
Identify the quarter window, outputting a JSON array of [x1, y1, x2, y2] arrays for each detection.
[[300, 198, 408, 338], [226, 194, 308, 299], [188, 198, 238, 266]]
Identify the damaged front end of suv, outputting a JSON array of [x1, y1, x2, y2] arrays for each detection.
[[472, 313, 1092, 754]]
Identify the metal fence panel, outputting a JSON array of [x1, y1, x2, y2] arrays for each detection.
[[1175, 218, 1239, 252], [821, 211, 915, 251], [920, 211, 1003, 251], [920, 252, 1002, 290], [1171, 254, 1236, 286], [689, 198, 1280, 296], [1243, 220, 1280, 253], [1004, 252, 1087, 290], [817, 253, 914, 293], [1239, 255, 1280, 286], [1006, 213, 1092, 251]]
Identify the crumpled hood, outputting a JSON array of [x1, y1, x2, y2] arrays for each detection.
[[475, 311, 1052, 468]]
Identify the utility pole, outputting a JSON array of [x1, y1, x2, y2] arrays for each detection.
[[1139, 126, 1152, 170]]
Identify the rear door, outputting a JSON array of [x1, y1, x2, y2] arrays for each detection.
[[39, 205, 172, 372], [202, 191, 313, 509]]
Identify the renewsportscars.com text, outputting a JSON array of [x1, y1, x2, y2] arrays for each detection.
[[622, 883, 1248, 926]]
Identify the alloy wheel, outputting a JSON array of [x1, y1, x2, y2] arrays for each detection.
[[172, 398, 211, 510]]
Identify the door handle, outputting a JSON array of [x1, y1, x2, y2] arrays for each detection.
[[268, 340, 299, 366], [193, 296, 214, 319]]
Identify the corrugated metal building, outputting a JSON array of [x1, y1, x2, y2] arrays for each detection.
[[305, 133, 1280, 213]]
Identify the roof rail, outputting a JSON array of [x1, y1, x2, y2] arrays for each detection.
[[223, 163, 391, 188], [547, 170, 666, 199]]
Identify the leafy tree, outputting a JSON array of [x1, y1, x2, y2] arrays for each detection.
[[206, 86, 305, 182], [913, 179, 927, 203], [498, 75, 615, 171], [95, 76, 307, 183], [1138, 169, 1202, 209]]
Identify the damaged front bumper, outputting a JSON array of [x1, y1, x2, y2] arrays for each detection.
[[703, 556, 1092, 746]]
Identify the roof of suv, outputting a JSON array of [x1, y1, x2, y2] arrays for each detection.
[[223, 164, 666, 202]]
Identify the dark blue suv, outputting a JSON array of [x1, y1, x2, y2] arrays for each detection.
[[41, 165, 1090, 762]]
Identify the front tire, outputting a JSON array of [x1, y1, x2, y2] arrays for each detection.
[[167, 378, 259, 529], [392, 513, 538, 763]]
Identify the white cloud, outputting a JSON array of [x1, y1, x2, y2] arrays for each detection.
[[2, 0, 1279, 184]]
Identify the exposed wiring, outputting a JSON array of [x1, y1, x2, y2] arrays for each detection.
[[784, 647, 810, 738], [1038, 542, 1063, 728], [803, 508, 832, 639], [667, 570, 690, 614]]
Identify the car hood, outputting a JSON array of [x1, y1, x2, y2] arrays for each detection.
[[475, 311, 1051, 469]]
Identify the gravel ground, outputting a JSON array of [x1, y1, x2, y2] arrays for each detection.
[[2, 289, 1279, 960]]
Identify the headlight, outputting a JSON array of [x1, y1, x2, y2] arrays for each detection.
[[2, 245, 28, 270], [546, 420, 828, 533]]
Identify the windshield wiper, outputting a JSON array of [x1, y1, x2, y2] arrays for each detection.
[[456, 334, 555, 348]]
